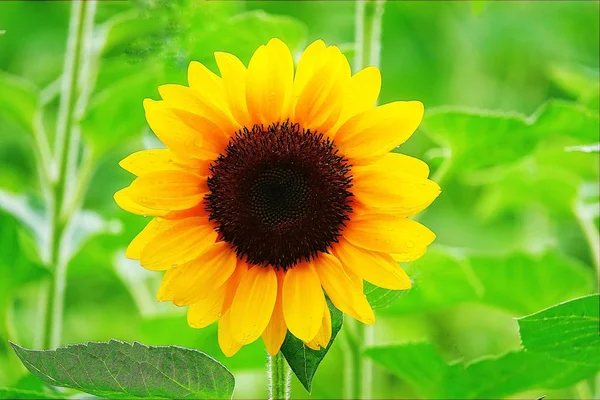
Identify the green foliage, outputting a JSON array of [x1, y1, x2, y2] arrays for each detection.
[[281, 299, 343, 392], [421, 99, 599, 179], [10, 340, 235, 399], [518, 294, 600, 366], [0, 0, 598, 398], [363, 282, 405, 309], [366, 342, 599, 399], [0, 388, 60, 399], [384, 248, 593, 316], [187, 10, 308, 72], [0, 71, 38, 133]]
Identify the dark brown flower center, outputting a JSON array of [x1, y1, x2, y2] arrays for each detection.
[[205, 122, 353, 270]]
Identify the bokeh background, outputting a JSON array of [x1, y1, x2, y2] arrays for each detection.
[[0, 1, 598, 399]]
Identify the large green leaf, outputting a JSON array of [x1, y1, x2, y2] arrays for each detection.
[[0, 71, 39, 133], [532, 100, 599, 143], [280, 299, 343, 393], [365, 342, 598, 399], [468, 252, 594, 315], [382, 249, 480, 315], [421, 107, 533, 174], [422, 100, 599, 177], [518, 294, 600, 366], [11, 340, 235, 399], [383, 248, 594, 316]]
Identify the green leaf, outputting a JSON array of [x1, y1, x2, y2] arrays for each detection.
[[381, 249, 480, 315], [421, 107, 534, 174], [280, 299, 343, 393], [0, 71, 39, 133], [518, 294, 600, 366], [547, 63, 599, 109], [10, 340, 235, 399], [422, 100, 599, 177], [363, 343, 447, 398], [468, 252, 594, 315], [532, 100, 599, 143], [382, 248, 593, 316], [189, 11, 308, 67], [0, 212, 49, 292], [82, 69, 161, 155], [363, 281, 405, 309], [365, 342, 599, 399], [98, 10, 168, 59], [0, 387, 60, 399]]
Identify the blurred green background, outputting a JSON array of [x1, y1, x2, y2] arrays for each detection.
[[0, 1, 598, 399]]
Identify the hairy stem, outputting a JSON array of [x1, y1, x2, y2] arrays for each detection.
[[42, 0, 97, 350], [268, 352, 291, 400]]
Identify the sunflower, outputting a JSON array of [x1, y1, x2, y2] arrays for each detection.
[[115, 38, 440, 357]]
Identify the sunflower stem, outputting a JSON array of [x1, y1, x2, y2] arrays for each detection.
[[268, 352, 291, 400], [42, 0, 97, 350]]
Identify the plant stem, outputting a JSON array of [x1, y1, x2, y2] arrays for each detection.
[[344, 1, 386, 399], [268, 352, 291, 400], [42, 0, 96, 350], [354, 0, 386, 72]]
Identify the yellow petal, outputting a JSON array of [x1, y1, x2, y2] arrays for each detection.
[[335, 101, 424, 165], [158, 84, 237, 135], [282, 263, 325, 342], [332, 66, 381, 134], [157, 267, 181, 302], [342, 262, 363, 291], [294, 45, 350, 135], [221, 260, 249, 314], [215, 52, 251, 128], [293, 40, 327, 98], [126, 217, 178, 259], [143, 99, 210, 159], [114, 188, 168, 217], [163, 204, 208, 220], [313, 252, 375, 324], [392, 247, 427, 262], [120, 149, 182, 176], [262, 271, 287, 356], [169, 108, 229, 158], [140, 217, 217, 270], [218, 310, 243, 357], [169, 242, 237, 306], [187, 286, 226, 329], [344, 214, 435, 255], [124, 170, 207, 211], [333, 237, 411, 290], [229, 266, 278, 345], [353, 157, 441, 215], [305, 297, 332, 350], [364, 152, 431, 179], [246, 38, 294, 125], [188, 61, 228, 111]]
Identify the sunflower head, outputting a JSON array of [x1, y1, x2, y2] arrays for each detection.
[[115, 38, 440, 357]]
